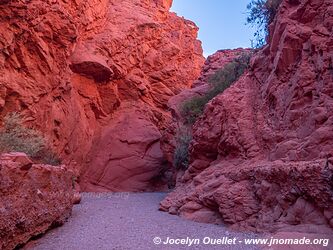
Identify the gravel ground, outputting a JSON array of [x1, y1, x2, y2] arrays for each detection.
[[26, 192, 260, 250]]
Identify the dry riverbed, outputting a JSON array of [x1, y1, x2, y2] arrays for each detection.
[[25, 192, 260, 250]]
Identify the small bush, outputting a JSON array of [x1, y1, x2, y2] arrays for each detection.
[[180, 95, 211, 125], [180, 52, 251, 124], [209, 52, 251, 89], [0, 112, 61, 165], [173, 127, 192, 170], [247, 0, 282, 48], [36, 150, 62, 166]]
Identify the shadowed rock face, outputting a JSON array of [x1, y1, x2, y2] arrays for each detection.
[[80, 105, 168, 192], [69, 52, 114, 82], [0, 153, 74, 250], [0, 0, 204, 191], [160, 0, 333, 233], [0, 0, 11, 4]]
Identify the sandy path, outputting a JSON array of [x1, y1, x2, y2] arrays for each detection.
[[27, 193, 260, 250]]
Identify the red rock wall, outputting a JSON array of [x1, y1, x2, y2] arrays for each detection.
[[160, 0, 333, 233], [0, 0, 204, 191], [0, 153, 74, 250]]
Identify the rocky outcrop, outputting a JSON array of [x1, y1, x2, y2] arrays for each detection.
[[0, 0, 204, 191], [193, 48, 252, 88], [0, 152, 74, 250], [160, 0, 333, 233], [161, 49, 250, 166]]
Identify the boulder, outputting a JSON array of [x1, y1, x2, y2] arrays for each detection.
[[0, 153, 74, 250]]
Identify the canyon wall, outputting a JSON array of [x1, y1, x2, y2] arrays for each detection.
[[160, 0, 333, 233], [0, 0, 204, 191]]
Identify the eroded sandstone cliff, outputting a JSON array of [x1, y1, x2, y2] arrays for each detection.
[[0, 0, 204, 191], [160, 0, 333, 233]]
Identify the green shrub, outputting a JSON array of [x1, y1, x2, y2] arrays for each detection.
[[173, 127, 192, 170], [180, 52, 251, 124], [209, 52, 251, 86], [247, 0, 282, 48], [0, 112, 61, 165], [36, 150, 62, 166], [180, 95, 211, 125]]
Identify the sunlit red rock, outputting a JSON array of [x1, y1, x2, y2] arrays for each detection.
[[0, 0, 204, 191]]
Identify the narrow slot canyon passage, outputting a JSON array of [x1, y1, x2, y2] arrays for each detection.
[[1, 0, 333, 249]]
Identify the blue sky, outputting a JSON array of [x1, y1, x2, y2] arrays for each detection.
[[171, 0, 256, 57]]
